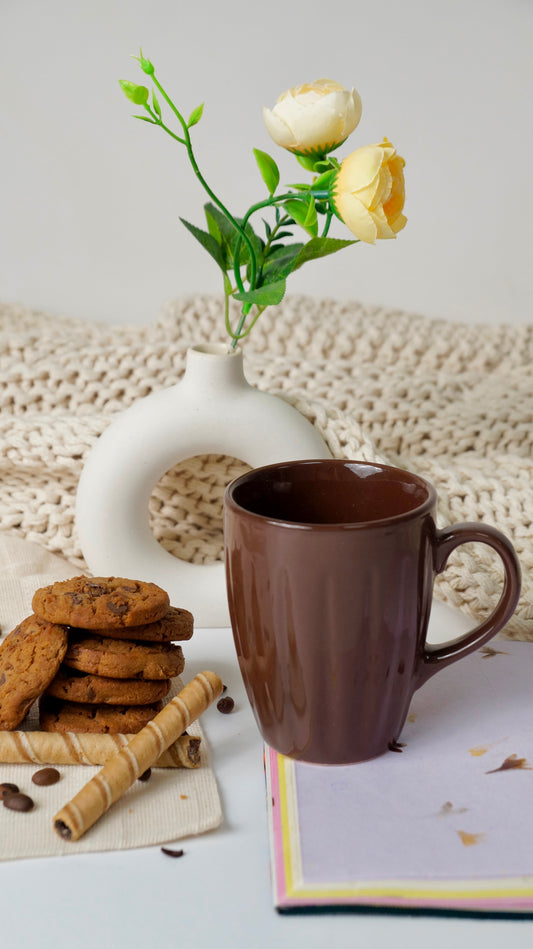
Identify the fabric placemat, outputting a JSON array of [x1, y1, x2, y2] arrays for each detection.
[[0, 533, 222, 860]]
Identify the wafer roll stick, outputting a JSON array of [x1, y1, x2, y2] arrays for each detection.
[[53, 670, 223, 841], [0, 730, 201, 768]]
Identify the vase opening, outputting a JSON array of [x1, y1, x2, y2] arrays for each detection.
[[191, 342, 236, 357], [148, 453, 251, 565]]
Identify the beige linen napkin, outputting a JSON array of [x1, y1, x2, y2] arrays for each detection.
[[0, 532, 222, 860]]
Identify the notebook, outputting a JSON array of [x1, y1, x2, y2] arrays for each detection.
[[265, 640, 533, 915]]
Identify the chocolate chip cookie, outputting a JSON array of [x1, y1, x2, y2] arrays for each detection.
[[39, 696, 163, 734], [72, 606, 194, 642], [32, 576, 170, 629], [45, 667, 171, 705], [63, 633, 185, 680], [0, 615, 69, 730]]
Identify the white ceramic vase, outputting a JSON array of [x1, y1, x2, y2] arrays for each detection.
[[76, 343, 331, 627]]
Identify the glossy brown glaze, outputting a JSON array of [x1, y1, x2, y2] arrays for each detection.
[[224, 460, 521, 765]]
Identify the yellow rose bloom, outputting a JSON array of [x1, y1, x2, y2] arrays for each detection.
[[263, 79, 362, 157], [331, 139, 407, 243]]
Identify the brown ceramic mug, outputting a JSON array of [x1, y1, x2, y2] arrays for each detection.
[[224, 459, 521, 765]]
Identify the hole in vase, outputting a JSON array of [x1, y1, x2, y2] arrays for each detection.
[[148, 454, 251, 565]]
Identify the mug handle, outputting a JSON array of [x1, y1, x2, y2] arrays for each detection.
[[417, 522, 521, 684]]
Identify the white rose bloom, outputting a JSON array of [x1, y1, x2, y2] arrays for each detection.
[[263, 79, 362, 156]]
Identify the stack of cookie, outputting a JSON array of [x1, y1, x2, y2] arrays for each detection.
[[0, 576, 193, 736]]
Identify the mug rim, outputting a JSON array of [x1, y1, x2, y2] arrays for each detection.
[[224, 458, 437, 531]]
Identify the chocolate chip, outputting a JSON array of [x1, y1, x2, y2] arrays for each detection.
[[67, 593, 84, 605], [83, 582, 106, 596], [3, 792, 34, 812], [138, 768, 152, 782], [161, 847, 184, 858], [217, 696, 235, 714], [107, 599, 128, 615], [54, 819, 72, 839], [32, 767, 60, 786], [0, 782, 19, 797]]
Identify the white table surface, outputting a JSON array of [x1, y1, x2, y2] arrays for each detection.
[[1, 602, 531, 949]]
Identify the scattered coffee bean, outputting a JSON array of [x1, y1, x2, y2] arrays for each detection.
[[0, 782, 19, 797], [138, 768, 152, 782], [32, 767, 60, 786], [3, 792, 34, 812], [222, 684, 228, 693], [217, 696, 235, 714], [387, 739, 406, 753], [161, 847, 184, 858]]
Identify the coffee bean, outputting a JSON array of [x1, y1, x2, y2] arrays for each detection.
[[0, 782, 19, 797], [138, 768, 152, 782], [217, 696, 235, 714], [32, 767, 60, 786], [161, 847, 184, 858], [3, 792, 34, 812]]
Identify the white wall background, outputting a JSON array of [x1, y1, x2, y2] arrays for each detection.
[[1, 0, 532, 327]]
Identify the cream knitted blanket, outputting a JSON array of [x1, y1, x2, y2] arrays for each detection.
[[0, 295, 531, 640]]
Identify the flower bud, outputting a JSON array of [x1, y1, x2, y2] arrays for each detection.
[[138, 49, 155, 75], [119, 80, 150, 106], [263, 79, 362, 158], [330, 139, 407, 243]]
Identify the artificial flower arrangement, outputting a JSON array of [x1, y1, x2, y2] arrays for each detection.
[[120, 52, 407, 349]]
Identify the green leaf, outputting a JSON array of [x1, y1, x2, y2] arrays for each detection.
[[119, 80, 149, 105], [283, 197, 317, 237], [283, 199, 308, 227], [205, 205, 249, 269], [179, 217, 226, 272], [133, 115, 156, 124], [188, 103, 204, 128], [313, 160, 333, 173], [270, 230, 293, 241], [296, 154, 317, 172], [203, 203, 263, 271], [253, 148, 280, 196], [204, 206, 222, 244], [291, 236, 358, 272], [304, 195, 318, 236], [233, 278, 286, 306], [261, 243, 304, 281], [152, 90, 161, 118], [311, 169, 335, 191]]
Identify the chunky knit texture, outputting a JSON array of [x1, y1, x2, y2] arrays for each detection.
[[1, 295, 531, 639]]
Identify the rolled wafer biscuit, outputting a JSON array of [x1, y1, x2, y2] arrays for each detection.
[[53, 670, 222, 841], [0, 730, 201, 768]]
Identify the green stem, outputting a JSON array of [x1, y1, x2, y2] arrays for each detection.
[[150, 73, 258, 295], [233, 189, 327, 282], [322, 209, 333, 237], [263, 212, 291, 256], [228, 188, 332, 349], [230, 305, 266, 349]]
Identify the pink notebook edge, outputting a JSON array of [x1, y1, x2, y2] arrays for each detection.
[[264, 745, 533, 914]]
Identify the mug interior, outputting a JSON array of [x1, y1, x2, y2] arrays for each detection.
[[228, 460, 433, 526]]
